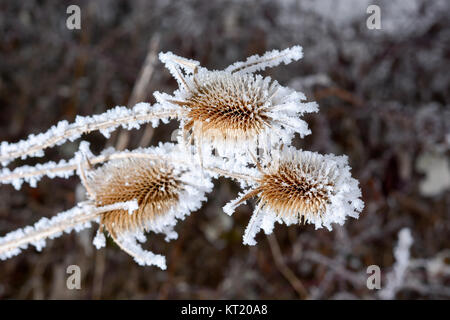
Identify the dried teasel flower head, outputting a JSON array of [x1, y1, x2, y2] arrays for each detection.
[[154, 46, 318, 162], [84, 143, 213, 268], [223, 147, 364, 245]]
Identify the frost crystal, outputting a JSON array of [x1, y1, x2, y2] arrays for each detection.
[[225, 46, 303, 74], [93, 230, 106, 249]]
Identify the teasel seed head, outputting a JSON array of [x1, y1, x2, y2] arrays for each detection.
[[88, 158, 182, 237], [223, 147, 364, 245], [183, 72, 278, 152], [85, 143, 213, 268], [154, 46, 318, 163]]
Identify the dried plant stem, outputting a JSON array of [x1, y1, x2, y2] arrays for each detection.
[[0, 109, 180, 165], [109, 233, 151, 265], [0, 211, 97, 256], [205, 167, 257, 182], [1, 151, 257, 187], [225, 46, 303, 74], [116, 34, 161, 150], [0, 201, 136, 258], [92, 248, 106, 300], [0, 151, 171, 185], [266, 233, 308, 299]]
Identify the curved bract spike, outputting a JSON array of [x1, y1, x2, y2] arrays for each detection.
[[159, 51, 200, 74], [225, 45, 303, 74], [111, 231, 167, 269]]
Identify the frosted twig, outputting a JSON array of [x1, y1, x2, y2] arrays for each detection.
[[225, 45, 303, 74], [0, 149, 172, 190], [116, 34, 161, 150], [1, 147, 257, 189], [77, 152, 95, 199], [0, 200, 138, 260], [159, 52, 197, 91], [159, 52, 200, 75], [206, 167, 257, 182], [266, 233, 308, 298], [0, 102, 182, 166], [379, 228, 414, 300]]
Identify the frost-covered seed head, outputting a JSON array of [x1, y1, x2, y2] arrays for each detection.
[[258, 149, 363, 229], [183, 72, 277, 145], [156, 46, 318, 160], [224, 148, 364, 245], [259, 160, 334, 220], [88, 158, 183, 237]]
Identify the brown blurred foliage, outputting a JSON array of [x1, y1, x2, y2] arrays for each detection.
[[0, 0, 449, 299]]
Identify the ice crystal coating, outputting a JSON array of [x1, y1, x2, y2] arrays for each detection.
[[224, 148, 364, 245], [93, 230, 106, 249], [87, 143, 213, 236], [225, 45, 303, 74]]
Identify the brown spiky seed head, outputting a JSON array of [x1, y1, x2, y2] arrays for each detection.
[[183, 72, 277, 143], [88, 158, 183, 237], [226, 149, 363, 245], [258, 160, 334, 222]]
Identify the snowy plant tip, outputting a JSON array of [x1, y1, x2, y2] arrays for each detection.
[[156, 45, 316, 158], [379, 228, 413, 300], [224, 148, 364, 245], [0, 141, 189, 191]]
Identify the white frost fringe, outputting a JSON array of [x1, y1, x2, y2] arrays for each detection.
[[0, 200, 138, 261]]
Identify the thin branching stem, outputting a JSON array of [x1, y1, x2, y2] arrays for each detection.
[[0, 109, 181, 165], [1, 150, 258, 187], [266, 233, 308, 299]]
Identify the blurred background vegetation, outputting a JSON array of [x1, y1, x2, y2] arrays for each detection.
[[0, 0, 449, 299]]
